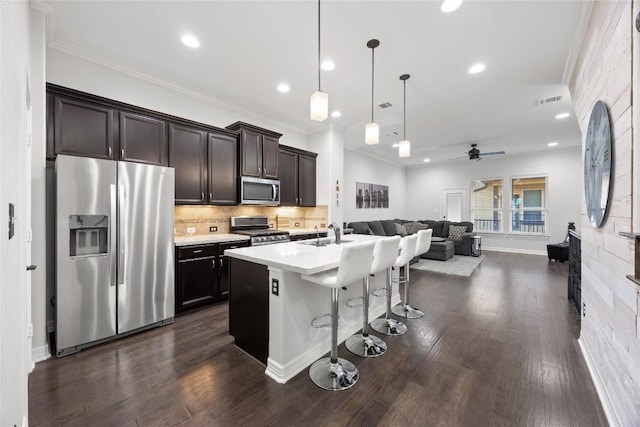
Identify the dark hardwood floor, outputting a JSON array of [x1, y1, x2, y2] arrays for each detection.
[[29, 251, 607, 426]]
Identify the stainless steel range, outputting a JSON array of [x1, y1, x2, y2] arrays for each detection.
[[231, 216, 290, 246]]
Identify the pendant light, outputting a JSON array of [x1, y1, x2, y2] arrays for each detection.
[[310, 0, 328, 121], [398, 74, 411, 157], [365, 39, 380, 145]]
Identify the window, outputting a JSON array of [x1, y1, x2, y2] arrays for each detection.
[[471, 178, 503, 232], [511, 176, 547, 234]]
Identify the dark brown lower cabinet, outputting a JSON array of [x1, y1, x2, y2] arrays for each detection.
[[176, 241, 249, 313], [229, 258, 269, 364]]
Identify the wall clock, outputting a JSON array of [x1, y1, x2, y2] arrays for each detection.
[[584, 100, 612, 228]]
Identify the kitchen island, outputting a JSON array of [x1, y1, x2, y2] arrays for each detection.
[[225, 234, 402, 384]]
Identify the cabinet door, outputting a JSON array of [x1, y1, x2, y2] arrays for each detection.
[[208, 133, 237, 205], [240, 129, 262, 177], [298, 154, 316, 206], [54, 96, 114, 159], [177, 257, 216, 312], [218, 241, 249, 299], [169, 124, 207, 204], [119, 112, 167, 165], [278, 149, 298, 206], [261, 135, 279, 179]]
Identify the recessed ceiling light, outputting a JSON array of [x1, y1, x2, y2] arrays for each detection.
[[548, 142, 559, 147], [468, 63, 486, 74], [555, 112, 570, 119], [441, 0, 463, 13], [181, 35, 200, 48], [392, 143, 399, 148], [321, 60, 335, 71], [331, 111, 342, 118], [277, 83, 290, 93], [423, 158, 431, 163]]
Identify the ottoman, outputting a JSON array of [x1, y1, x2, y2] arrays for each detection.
[[422, 240, 455, 261]]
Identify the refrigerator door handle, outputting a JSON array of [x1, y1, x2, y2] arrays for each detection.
[[110, 184, 117, 287], [118, 184, 126, 286]]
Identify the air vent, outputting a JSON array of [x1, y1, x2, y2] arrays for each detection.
[[378, 102, 392, 109], [536, 95, 563, 106]]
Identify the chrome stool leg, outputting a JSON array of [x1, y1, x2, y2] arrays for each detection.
[[392, 264, 424, 319], [371, 267, 407, 335], [346, 277, 387, 357], [309, 288, 359, 390]]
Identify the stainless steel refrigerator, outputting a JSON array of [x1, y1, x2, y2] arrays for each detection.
[[55, 155, 175, 356]]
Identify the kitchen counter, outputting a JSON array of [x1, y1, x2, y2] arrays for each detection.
[[174, 234, 250, 246], [225, 234, 401, 384]]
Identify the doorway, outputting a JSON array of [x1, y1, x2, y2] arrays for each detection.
[[441, 188, 469, 222]]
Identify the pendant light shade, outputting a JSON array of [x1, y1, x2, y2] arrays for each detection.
[[310, 0, 328, 122], [399, 74, 411, 158], [310, 90, 329, 121], [399, 139, 411, 157], [365, 39, 380, 145]]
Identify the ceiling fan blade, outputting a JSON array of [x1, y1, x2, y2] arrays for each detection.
[[479, 151, 505, 156], [447, 155, 468, 160]]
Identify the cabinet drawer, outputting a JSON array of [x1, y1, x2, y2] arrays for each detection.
[[177, 244, 217, 260], [219, 241, 249, 253]]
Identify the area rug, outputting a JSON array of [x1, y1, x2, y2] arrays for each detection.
[[410, 255, 485, 277]]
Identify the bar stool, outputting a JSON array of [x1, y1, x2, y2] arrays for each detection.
[[371, 234, 417, 334], [392, 229, 432, 319], [346, 236, 401, 357], [301, 240, 376, 391]]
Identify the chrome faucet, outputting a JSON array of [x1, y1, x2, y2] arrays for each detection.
[[315, 225, 320, 246], [328, 222, 341, 244]]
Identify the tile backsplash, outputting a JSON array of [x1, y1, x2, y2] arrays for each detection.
[[174, 205, 328, 236]]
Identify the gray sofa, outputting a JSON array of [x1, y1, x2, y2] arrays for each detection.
[[347, 219, 476, 259]]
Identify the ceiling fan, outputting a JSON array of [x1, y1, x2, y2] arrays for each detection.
[[448, 144, 506, 161]]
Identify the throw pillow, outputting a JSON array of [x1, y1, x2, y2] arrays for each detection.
[[407, 221, 429, 235], [367, 221, 386, 236], [448, 225, 467, 241], [380, 220, 397, 236], [394, 222, 407, 237]]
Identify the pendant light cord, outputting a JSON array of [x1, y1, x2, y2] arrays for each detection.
[[371, 48, 375, 123], [403, 79, 406, 139], [318, 0, 321, 91]]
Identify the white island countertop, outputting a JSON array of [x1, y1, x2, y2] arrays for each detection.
[[224, 233, 387, 275]]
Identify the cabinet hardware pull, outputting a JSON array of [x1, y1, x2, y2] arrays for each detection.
[[108, 147, 112, 157], [201, 192, 205, 200], [212, 259, 215, 268], [192, 249, 203, 254], [121, 149, 124, 158], [220, 258, 224, 268], [209, 192, 213, 200]]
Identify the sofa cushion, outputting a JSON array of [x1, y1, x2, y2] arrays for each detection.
[[448, 225, 467, 241], [423, 220, 445, 238], [406, 221, 429, 235], [349, 222, 373, 235], [380, 220, 397, 236], [367, 221, 386, 236], [395, 222, 408, 237]]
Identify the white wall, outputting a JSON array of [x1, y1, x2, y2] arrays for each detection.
[[343, 148, 407, 223], [46, 48, 307, 150], [0, 0, 32, 424], [569, 1, 639, 425], [406, 147, 582, 254]]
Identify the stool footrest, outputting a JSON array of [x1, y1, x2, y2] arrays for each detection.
[[371, 287, 389, 298], [346, 296, 364, 308], [311, 313, 333, 328]]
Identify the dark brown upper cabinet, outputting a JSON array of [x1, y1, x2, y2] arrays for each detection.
[[226, 122, 281, 180], [278, 145, 317, 207], [207, 133, 237, 205], [119, 112, 167, 166], [169, 124, 207, 204], [53, 96, 114, 160]]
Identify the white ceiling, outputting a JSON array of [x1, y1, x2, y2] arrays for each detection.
[[42, 0, 586, 166]]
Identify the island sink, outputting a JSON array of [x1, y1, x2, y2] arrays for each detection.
[[299, 238, 354, 246]]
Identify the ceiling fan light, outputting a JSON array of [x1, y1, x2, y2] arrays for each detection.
[[399, 140, 411, 158], [441, 0, 463, 13], [365, 122, 379, 145], [310, 90, 328, 121]]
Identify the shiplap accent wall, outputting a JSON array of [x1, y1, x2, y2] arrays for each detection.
[[569, 1, 640, 425]]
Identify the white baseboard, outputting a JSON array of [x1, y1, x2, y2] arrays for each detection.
[[578, 337, 620, 427], [482, 246, 547, 256], [32, 344, 51, 365]]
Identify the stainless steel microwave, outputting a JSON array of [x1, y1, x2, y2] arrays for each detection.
[[240, 176, 280, 205]]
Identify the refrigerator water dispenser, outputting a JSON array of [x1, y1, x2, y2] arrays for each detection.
[[69, 215, 108, 256]]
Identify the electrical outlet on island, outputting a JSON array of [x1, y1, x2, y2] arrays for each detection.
[[209, 226, 217, 232], [294, 222, 300, 227]]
